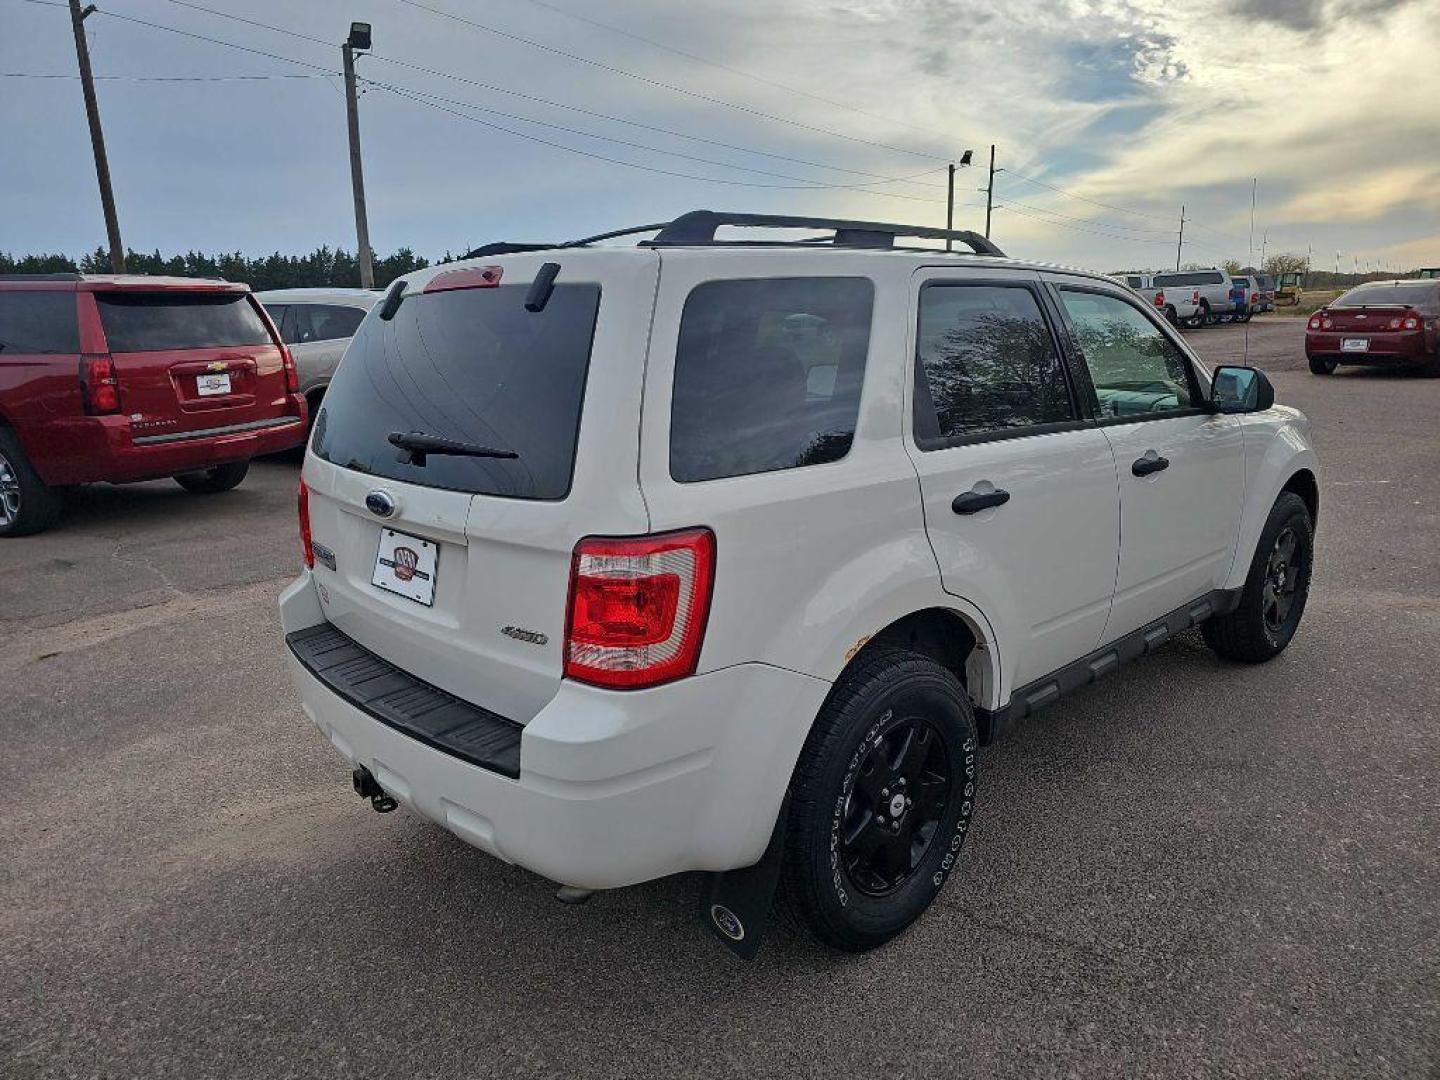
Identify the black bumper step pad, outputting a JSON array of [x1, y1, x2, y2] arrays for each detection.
[[286, 622, 522, 779]]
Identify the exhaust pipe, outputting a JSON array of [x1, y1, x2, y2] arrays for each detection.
[[352, 766, 397, 813]]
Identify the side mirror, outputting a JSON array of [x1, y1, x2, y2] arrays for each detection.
[[1210, 365, 1274, 413]]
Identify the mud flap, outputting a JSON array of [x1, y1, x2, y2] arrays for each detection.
[[698, 793, 790, 960]]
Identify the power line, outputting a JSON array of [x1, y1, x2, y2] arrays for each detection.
[[363, 78, 951, 201], [391, 0, 946, 162], [379, 81, 975, 198], [505, 0, 966, 148], [131, 0, 956, 191], [0, 70, 328, 81]]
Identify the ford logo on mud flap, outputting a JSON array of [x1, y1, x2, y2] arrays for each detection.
[[365, 490, 396, 519], [710, 904, 745, 941]]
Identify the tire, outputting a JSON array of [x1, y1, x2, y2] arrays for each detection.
[[0, 427, 63, 537], [1309, 356, 1338, 375], [1202, 492, 1313, 663], [779, 646, 978, 952], [173, 460, 249, 494]]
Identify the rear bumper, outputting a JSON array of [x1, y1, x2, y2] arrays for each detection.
[[25, 404, 306, 486], [279, 572, 831, 889], [1306, 333, 1432, 366]]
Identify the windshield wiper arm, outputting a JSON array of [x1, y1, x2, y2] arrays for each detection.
[[388, 431, 519, 466]]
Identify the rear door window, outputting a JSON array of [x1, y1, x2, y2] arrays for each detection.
[[1338, 283, 1439, 309], [669, 277, 873, 483], [312, 282, 601, 500], [913, 283, 1075, 445], [295, 304, 367, 342], [0, 291, 79, 354], [96, 292, 272, 351]]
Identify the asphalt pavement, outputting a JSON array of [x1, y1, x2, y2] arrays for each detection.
[[2, 318, 1436, 1078]]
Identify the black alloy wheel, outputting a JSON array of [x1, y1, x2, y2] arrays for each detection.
[[839, 715, 951, 896]]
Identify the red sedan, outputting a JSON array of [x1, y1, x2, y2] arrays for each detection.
[[1306, 279, 1440, 375]]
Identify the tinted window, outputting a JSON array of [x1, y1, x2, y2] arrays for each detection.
[[313, 283, 600, 500], [914, 285, 1074, 443], [96, 292, 272, 351], [295, 303, 367, 342], [261, 303, 289, 340], [1059, 290, 1195, 418], [1153, 272, 1192, 288], [1337, 283, 1439, 309], [1233, 277, 1249, 288], [0, 291, 78, 354], [670, 277, 872, 483]]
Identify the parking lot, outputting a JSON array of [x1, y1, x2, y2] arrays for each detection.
[[2, 318, 1436, 1078]]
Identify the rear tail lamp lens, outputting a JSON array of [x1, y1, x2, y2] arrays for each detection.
[[1153, 291, 1164, 306], [79, 354, 120, 415], [281, 344, 300, 394], [298, 478, 314, 569], [1402, 316, 1420, 330], [564, 528, 715, 689]]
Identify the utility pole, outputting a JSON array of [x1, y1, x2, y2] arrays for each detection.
[[68, 0, 124, 273], [984, 144, 996, 239], [1175, 205, 1186, 271], [945, 163, 955, 251], [1260, 231, 1268, 270], [342, 22, 375, 289]]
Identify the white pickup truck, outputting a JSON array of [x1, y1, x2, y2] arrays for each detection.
[[1152, 268, 1236, 326], [1120, 273, 1203, 328]]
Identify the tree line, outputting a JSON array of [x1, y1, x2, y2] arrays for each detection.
[[0, 246, 455, 290]]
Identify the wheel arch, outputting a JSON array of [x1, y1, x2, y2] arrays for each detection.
[[1282, 467, 1319, 527], [831, 603, 1001, 741]]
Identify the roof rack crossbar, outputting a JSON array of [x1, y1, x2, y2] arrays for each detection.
[[647, 211, 1006, 256]]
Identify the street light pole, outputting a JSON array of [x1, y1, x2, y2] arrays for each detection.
[[1175, 205, 1186, 271], [342, 23, 375, 289], [945, 149, 973, 251], [68, 0, 124, 273]]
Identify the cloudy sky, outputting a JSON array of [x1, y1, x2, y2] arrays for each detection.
[[2, 0, 1435, 272]]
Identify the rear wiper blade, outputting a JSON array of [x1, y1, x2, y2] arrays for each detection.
[[388, 431, 519, 466]]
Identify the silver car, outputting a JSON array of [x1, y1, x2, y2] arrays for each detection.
[[255, 288, 379, 422]]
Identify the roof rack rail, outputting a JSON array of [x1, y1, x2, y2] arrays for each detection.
[[0, 272, 83, 281], [461, 223, 671, 261], [647, 211, 1006, 256], [455, 214, 1005, 261]]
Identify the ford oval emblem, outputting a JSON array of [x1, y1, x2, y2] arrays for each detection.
[[365, 490, 396, 518]]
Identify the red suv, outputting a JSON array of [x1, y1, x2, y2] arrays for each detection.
[[0, 274, 307, 535]]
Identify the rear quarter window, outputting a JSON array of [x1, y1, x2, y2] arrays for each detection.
[[96, 292, 272, 352], [0, 291, 79, 354], [669, 277, 874, 483]]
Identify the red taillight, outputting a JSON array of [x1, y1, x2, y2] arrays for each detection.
[[1153, 290, 1164, 306], [564, 528, 715, 689], [1192, 290, 1201, 304], [79, 354, 120, 415], [1402, 315, 1420, 330], [424, 265, 503, 293], [281, 344, 300, 394], [298, 478, 314, 569], [1307, 316, 1322, 330]]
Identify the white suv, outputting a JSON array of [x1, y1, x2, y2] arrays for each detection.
[[280, 212, 1319, 956]]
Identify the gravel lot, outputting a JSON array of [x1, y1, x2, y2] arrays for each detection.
[[3, 318, 1436, 1079]]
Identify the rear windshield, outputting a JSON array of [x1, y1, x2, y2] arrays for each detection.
[[312, 283, 601, 500], [0, 291, 79, 354], [1336, 283, 1438, 309], [96, 292, 272, 351]]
